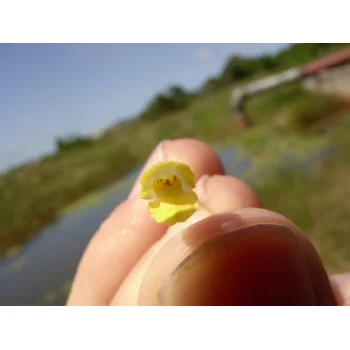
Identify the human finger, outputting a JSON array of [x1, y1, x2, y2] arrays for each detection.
[[138, 209, 336, 305], [67, 138, 225, 305], [111, 175, 262, 305]]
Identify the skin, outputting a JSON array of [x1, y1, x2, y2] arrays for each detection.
[[67, 138, 350, 306]]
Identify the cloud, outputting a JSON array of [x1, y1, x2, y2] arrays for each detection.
[[195, 48, 211, 60]]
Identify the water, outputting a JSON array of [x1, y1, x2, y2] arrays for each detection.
[[0, 146, 330, 305]]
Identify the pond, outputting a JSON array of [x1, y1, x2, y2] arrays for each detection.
[[0, 146, 330, 305]]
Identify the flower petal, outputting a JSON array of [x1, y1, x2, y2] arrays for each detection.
[[148, 190, 198, 226], [140, 161, 196, 199]]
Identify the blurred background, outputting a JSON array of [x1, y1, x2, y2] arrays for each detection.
[[1, 43, 350, 306]]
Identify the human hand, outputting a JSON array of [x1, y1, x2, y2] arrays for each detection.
[[67, 138, 349, 306]]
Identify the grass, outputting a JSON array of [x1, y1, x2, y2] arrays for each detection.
[[1, 81, 350, 274], [252, 118, 350, 274]]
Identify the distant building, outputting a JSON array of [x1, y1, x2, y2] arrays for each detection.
[[302, 48, 350, 96], [231, 47, 350, 129]]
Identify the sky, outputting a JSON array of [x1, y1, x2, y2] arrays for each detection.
[[0, 43, 288, 172]]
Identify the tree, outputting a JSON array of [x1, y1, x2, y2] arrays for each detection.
[[220, 56, 263, 85], [140, 85, 191, 120], [200, 77, 224, 95], [55, 134, 92, 153]]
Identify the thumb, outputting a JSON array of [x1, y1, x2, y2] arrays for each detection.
[[139, 210, 337, 306]]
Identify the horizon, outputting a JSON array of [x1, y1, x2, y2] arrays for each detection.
[[0, 43, 289, 173]]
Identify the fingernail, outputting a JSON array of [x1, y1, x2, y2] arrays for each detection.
[[128, 140, 170, 200], [158, 224, 316, 306]]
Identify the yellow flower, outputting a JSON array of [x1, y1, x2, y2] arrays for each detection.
[[140, 161, 198, 226]]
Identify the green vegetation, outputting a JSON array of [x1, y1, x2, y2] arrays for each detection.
[[56, 134, 94, 153], [1, 43, 350, 275], [253, 118, 350, 274]]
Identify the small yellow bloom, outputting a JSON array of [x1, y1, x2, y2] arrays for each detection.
[[140, 161, 198, 226]]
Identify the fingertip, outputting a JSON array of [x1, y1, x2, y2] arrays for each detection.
[[165, 138, 225, 178], [138, 209, 337, 306], [204, 175, 262, 210], [158, 224, 316, 306], [330, 273, 350, 306]]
